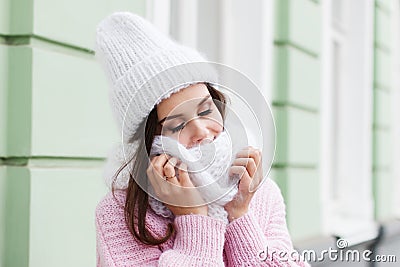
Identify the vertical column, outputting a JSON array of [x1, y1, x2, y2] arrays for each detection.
[[0, 1, 147, 267], [273, 0, 322, 241], [373, 0, 394, 220]]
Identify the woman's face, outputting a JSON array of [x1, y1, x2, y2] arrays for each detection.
[[157, 83, 224, 148]]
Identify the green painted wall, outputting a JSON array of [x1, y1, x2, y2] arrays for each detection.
[[373, 0, 395, 220], [272, 0, 322, 242], [0, 1, 146, 266], [1, 166, 30, 267], [0, 46, 8, 157], [1, 0, 399, 265]]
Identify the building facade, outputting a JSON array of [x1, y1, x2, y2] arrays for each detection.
[[0, 0, 399, 266]]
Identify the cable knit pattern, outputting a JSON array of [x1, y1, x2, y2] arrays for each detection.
[[95, 178, 311, 266], [95, 12, 219, 142]]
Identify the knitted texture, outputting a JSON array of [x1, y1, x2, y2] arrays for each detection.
[[95, 178, 311, 266], [148, 130, 240, 224], [95, 12, 219, 142], [102, 130, 241, 224]]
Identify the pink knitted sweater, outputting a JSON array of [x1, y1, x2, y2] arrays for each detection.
[[95, 178, 311, 266]]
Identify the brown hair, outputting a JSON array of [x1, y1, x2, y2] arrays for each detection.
[[111, 83, 228, 246]]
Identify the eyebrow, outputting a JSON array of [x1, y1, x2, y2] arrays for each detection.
[[158, 95, 211, 124]]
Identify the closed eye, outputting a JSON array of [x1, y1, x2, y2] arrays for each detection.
[[171, 122, 185, 133], [198, 108, 213, 116], [170, 109, 213, 133]]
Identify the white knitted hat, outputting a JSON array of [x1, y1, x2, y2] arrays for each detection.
[[95, 11, 218, 142]]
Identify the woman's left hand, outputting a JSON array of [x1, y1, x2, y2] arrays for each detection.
[[224, 146, 263, 222]]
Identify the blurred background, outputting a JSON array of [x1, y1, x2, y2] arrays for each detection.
[[0, 0, 399, 266]]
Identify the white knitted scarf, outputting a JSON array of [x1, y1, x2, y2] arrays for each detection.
[[102, 130, 241, 224], [148, 130, 240, 224]]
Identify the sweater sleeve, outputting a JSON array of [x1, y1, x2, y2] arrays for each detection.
[[223, 179, 311, 267], [95, 192, 226, 267], [159, 215, 226, 266]]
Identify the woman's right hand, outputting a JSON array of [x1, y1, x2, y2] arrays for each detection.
[[147, 154, 208, 216]]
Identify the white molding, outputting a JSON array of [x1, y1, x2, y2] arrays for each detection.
[[145, 0, 153, 20], [196, 0, 222, 62], [169, 0, 198, 48], [259, 0, 275, 103], [337, 0, 374, 221], [217, 0, 275, 168], [330, 217, 379, 247], [320, 0, 376, 236], [146, 0, 171, 35], [219, 0, 274, 102], [320, 0, 333, 236], [220, 0, 234, 66]]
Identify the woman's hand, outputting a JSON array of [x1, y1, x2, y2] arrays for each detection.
[[224, 146, 263, 222], [147, 154, 208, 216]]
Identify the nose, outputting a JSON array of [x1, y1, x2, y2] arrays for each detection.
[[186, 118, 211, 146]]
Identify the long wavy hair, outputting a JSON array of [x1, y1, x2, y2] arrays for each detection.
[[111, 83, 228, 246]]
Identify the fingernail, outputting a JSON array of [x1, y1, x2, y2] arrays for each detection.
[[180, 163, 187, 170], [169, 157, 178, 166]]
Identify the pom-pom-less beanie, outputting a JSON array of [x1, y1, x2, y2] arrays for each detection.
[[95, 12, 218, 142]]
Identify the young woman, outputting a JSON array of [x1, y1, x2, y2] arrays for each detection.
[[95, 12, 310, 267]]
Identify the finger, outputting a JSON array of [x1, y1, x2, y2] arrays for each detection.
[[153, 153, 171, 166], [165, 174, 179, 185], [167, 157, 180, 168], [236, 148, 262, 170], [152, 154, 171, 178], [229, 165, 249, 180], [147, 155, 169, 191], [236, 148, 261, 162], [163, 157, 178, 179], [164, 157, 180, 180], [163, 164, 175, 179], [177, 163, 193, 187], [232, 157, 257, 177], [230, 166, 252, 193]]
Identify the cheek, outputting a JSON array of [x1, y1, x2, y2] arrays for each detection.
[[210, 111, 224, 131], [207, 118, 224, 134], [177, 120, 222, 146], [177, 134, 191, 147]]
